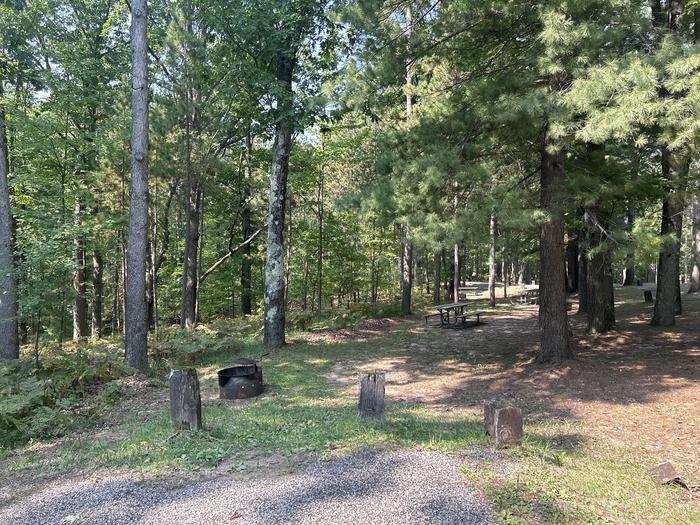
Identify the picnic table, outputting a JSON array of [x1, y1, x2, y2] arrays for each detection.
[[519, 287, 539, 304], [424, 301, 484, 328]]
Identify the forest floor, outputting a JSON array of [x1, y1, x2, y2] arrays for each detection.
[[1, 285, 699, 524]]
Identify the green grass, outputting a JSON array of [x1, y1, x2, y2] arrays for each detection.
[[3, 307, 699, 525]]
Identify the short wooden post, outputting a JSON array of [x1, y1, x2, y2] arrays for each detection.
[[644, 290, 653, 303], [359, 371, 385, 422], [484, 400, 523, 448], [169, 368, 202, 430]]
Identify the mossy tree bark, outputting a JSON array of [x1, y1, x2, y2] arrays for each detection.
[[264, 53, 294, 348]]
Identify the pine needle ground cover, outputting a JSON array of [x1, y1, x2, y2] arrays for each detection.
[[1, 290, 698, 524]]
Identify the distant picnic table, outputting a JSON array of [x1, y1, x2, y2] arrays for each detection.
[[519, 286, 539, 304], [424, 301, 484, 328]]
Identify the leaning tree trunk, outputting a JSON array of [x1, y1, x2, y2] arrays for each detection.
[[488, 210, 497, 307], [586, 208, 615, 333], [124, 0, 149, 370], [263, 53, 294, 348], [0, 86, 19, 359], [537, 124, 571, 363], [652, 148, 689, 326], [689, 194, 700, 294]]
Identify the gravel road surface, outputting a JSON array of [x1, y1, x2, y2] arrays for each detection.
[[0, 450, 498, 524]]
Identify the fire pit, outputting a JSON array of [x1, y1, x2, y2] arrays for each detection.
[[218, 358, 264, 399]]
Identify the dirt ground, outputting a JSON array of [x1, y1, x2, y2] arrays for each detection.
[[324, 291, 700, 484]]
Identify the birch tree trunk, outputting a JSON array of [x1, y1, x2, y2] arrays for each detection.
[[0, 85, 19, 359], [264, 53, 294, 348], [124, 0, 149, 370]]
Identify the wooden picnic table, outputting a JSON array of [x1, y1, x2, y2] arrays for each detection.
[[519, 287, 539, 304], [433, 301, 470, 326]]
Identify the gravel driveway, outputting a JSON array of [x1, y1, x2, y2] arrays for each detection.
[[0, 450, 498, 524]]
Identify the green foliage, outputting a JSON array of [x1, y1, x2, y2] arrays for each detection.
[[0, 342, 124, 447]]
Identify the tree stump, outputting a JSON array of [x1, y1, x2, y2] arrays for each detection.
[[169, 368, 202, 430], [484, 401, 523, 448], [359, 371, 385, 422], [644, 290, 653, 303]]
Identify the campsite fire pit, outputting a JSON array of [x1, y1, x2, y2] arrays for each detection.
[[218, 358, 264, 399]]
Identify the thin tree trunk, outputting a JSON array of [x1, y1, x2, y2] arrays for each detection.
[[578, 209, 589, 314], [400, 6, 414, 316], [651, 148, 689, 326], [453, 243, 460, 302], [240, 131, 253, 315], [180, 147, 199, 327], [432, 251, 441, 304], [0, 83, 19, 358], [622, 210, 636, 285], [73, 196, 88, 340], [92, 250, 104, 338], [537, 123, 571, 363], [124, 0, 149, 370], [488, 211, 497, 307], [689, 195, 700, 293], [263, 53, 294, 348], [565, 229, 578, 292]]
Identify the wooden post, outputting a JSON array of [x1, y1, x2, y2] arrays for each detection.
[[169, 368, 202, 430], [484, 400, 523, 448], [359, 371, 385, 422]]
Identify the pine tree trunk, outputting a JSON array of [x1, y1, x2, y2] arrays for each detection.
[[586, 209, 615, 332], [92, 250, 104, 338], [400, 6, 414, 316], [651, 148, 689, 326], [264, 53, 294, 348], [180, 132, 199, 328], [0, 86, 18, 359], [488, 211, 497, 307], [73, 197, 88, 340], [124, 0, 149, 370], [622, 210, 635, 285], [537, 126, 571, 363], [432, 251, 441, 304], [689, 195, 700, 294]]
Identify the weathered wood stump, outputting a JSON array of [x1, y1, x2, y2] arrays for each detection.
[[644, 290, 653, 303], [169, 368, 202, 430], [359, 371, 385, 422], [484, 401, 523, 448]]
